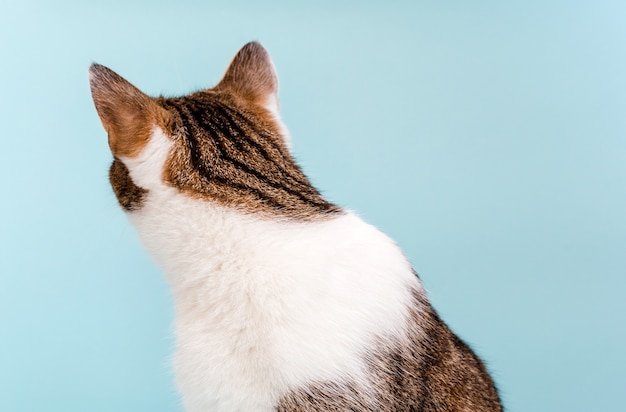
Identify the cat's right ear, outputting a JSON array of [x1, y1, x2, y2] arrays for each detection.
[[215, 42, 279, 115], [89, 64, 169, 158]]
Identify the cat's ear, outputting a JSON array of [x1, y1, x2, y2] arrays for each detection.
[[215, 42, 279, 114], [89, 64, 169, 158]]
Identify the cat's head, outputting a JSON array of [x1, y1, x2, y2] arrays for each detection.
[[90, 42, 338, 220]]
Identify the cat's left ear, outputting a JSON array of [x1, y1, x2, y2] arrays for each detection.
[[89, 64, 170, 158], [215, 42, 279, 115]]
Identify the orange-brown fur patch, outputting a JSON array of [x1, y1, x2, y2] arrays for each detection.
[[90, 63, 171, 158]]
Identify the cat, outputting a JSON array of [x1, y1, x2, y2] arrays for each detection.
[[89, 41, 503, 412]]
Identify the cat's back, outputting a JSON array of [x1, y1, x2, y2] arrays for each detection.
[[165, 206, 500, 412], [166, 205, 424, 410]]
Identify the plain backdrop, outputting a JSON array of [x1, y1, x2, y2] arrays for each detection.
[[1, 1, 625, 411]]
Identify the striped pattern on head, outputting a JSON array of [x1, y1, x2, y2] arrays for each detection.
[[90, 42, 340, 220]]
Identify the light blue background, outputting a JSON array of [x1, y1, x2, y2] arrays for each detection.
[[1, 1, 624, 411]]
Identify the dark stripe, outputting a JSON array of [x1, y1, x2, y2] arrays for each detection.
[[211, 175, 292, 211], [205, 102, 312, 189], [183, 98, 308, 191], [217, 103, 297, 165], [179, 103, 332, 209], [176, 104, 301, 211]]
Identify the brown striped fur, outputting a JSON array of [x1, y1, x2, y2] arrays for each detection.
[[159, 91, 340, 220], [277, 291, 502, 412]]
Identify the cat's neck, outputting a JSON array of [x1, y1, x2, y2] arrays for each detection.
[[129, 191, 328, 288], [129, 192, 275, 287], [128, 190, 421, 310]]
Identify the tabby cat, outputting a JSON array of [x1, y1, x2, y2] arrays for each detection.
[[89, 42, 502, 412]]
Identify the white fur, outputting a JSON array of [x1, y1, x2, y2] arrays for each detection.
[[264, 93, 293, 151], [120, 126, 174, 190], [122, 127, 424, 411], [262, 55, 292, 151]]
